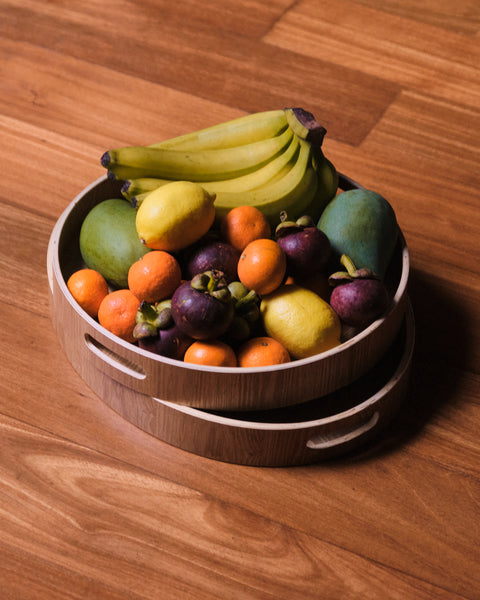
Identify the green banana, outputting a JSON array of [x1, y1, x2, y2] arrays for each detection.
[[284, 107, 326, 147], [149, 109, 288, 151], [122, 133, 301, 201], [102, 126, 293, 182]]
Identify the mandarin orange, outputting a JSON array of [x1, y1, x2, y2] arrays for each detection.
[[237, 238, 286, 296], [220, 205, 271, 251], [67, 268, 109, 319], [97, 289, 140, 343], [183, 340, 238, 367], [237, 336, 290, 367], [128, 250, 181, 303]]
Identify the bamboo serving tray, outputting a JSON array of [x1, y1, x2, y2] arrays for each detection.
[[47, 174, 410, 412]]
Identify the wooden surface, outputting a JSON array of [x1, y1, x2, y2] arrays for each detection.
[[1, 0, 479, 598]]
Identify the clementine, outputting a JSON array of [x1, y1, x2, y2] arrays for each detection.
[[67, 268, 109, 319], [220, 205, 271, 251], [237, 238, 286, 296], [183, 340, 238, 367], [97, 289, 140, 343], [237, 336, 290, 367], [128, 250, 181, 303]]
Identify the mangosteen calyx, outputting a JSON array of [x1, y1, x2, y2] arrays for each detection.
[[190, 269, 232, 302], [275, 211, 316, 238], [328, 255, 380, 287], [133, 299, 174, 340]]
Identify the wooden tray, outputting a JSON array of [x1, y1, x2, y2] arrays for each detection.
[[66, 299, 415, 466], [47, 173, 410, 412]]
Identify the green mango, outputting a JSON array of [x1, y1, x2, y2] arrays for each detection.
[[79, 198, 150, 288], [317, 189, 398, 279]]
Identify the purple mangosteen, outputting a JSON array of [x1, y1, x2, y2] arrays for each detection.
[[329, 255, 390, 327], [275, 212, 331, 278], [184, 240, 241, 283], [138, 326, 194, 360], [171, 270, 235, 340], [133, 300, 194, 360]]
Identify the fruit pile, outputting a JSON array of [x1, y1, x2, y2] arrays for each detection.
[[68, 108, 399, 368]]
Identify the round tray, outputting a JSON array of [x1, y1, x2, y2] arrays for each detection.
[[47, 173, 409, 412], [73, 299, 415, 466]]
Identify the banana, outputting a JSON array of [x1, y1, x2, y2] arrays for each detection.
[[284, 107, 326, 147], [102, 126, 293, 182], [306, 149, 339, 221], [129, 138, 317, 225], [123, 133, 301, 201], [149, 109, 288, 151], [121, 177, 169, 201], [107, 166, 161, 182], [213, 139, 318, 226]]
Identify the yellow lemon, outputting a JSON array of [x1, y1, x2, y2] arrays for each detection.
[[260, 284, 341, 359], [136, 181, 216, 251]]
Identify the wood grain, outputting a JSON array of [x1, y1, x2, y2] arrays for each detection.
[[1, 0, 479, 598]]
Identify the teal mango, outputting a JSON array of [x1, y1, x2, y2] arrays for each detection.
[[317, 189, 398, 279]]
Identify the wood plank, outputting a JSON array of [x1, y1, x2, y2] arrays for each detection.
[[354, 0, 480, 36], [0, 37, 249, 149], [0, 3, 399, 144], [2, 413, 470, 600], [265, 0, 480, 109]]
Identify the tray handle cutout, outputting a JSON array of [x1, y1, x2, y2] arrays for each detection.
[[306, 411, 379, 450], [84, 334, 146, 380]]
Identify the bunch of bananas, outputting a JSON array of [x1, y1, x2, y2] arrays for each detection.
[[101, 108, 338, 226]]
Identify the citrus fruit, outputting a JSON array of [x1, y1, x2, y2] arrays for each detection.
[[220, 205, 271, 251], [260, 284, 341, 359], [183, 339, 238, 367], [237, 238, 286, 296], [98, 289, 140, 343], [67, 268, 109, 319], [237, 336, 290, 367], [135, 181, 216, 251], [128, 250, 182, 303]]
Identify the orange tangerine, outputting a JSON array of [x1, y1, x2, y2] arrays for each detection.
[[128, 250, 182, 303], [97, 289, 140, 343], [237, 336, 290, 367], [67, 268, 109, 319], [183, 340, 238, 367], [220, 205, 271, 251], [237, 238, 286, 296]]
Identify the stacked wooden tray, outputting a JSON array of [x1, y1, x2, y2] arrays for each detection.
[[47, 174, 413, 466]]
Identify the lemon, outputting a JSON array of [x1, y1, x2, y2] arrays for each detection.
[[136, 181, 216, 251], [260, 284, 341, 359]]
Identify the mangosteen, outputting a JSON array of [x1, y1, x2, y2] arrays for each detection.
[[184, 240, 241, 283], [275, 212, 331, 278], [171, 270, 235, 340], [133, 300, 194, 360], [329, 255, 390, 327]]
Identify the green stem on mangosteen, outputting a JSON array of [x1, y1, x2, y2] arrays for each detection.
[[340, 254, 358, 277]]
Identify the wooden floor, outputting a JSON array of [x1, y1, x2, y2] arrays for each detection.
[[1, 1, 479, 598]]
